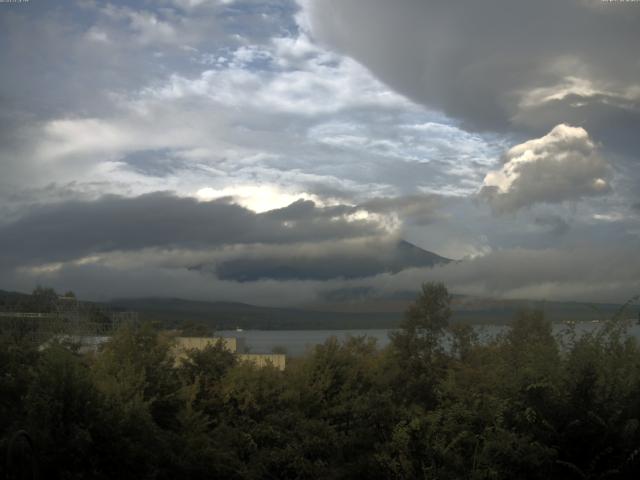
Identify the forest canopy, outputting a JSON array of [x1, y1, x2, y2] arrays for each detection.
[[2, 283, 640, 479]]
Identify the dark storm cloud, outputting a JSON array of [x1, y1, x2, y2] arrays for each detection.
[[0, 193, 385, 267], [305, 0, 640, 148]]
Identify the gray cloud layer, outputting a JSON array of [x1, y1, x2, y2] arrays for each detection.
[[0, 193, 385, 268], [2, 240, 638, 306], [0, 191, 636, 305]]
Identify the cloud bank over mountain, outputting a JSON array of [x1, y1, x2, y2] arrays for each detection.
[[0, 0, 638, 305]]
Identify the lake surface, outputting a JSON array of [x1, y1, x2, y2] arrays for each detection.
[[220, 322, 640, 356]]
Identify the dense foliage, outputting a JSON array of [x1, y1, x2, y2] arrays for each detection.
[[2, 283, 640, 479]]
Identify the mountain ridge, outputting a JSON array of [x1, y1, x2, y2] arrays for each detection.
[[207, 239, 451, 282]]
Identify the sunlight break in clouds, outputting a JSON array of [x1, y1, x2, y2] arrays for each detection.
[[195, 185, 322, 213]]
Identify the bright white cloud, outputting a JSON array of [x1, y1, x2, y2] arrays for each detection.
[[481, 124, 612, 213], [146, 48, 412, 115]]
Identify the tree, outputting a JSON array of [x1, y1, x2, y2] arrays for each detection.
[[25, 346, 100, 478], [177, 340, 237, 419], [30, 286, 58, 313], [92, 323, 181, 430], [389, 282, 452, 406], [404, 282, 451, 334]]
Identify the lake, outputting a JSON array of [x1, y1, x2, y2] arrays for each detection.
[[219, 321, 640, 356]]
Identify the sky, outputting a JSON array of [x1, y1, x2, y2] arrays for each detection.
[[1, 0, 639, 306]]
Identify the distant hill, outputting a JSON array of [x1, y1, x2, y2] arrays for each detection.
[[393, 239, 451, 270], [108, 295, 640, 330], [0, 288, 31, 310], [107, 297, 400, 330], [4, 287, 638, 331]]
